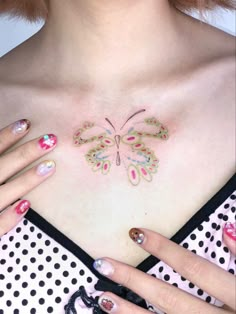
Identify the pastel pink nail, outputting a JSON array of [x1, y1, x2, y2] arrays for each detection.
[[15, 200, 30, 214], [223, 222, 236, 241], [93, 259, 114, 276], [38, 134, 57, 150], [36, 160, 56, 176], [12, 119, 31, 135]]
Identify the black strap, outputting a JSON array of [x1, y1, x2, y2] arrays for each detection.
[[95, 279, 148, 309], [64, 286, 105, 314], [64, 280, 149, 313]]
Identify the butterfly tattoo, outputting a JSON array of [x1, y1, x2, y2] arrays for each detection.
[[73, 109, 169, 186]]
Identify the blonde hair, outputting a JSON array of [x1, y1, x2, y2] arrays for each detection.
[[0, 0, 235, 21]]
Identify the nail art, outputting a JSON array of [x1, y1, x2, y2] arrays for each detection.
[[36, 160, 56, 176], [223, 222, 236, 241], [93, 259, 114, 276], [38, 134, 57, 150], [12, 119, 30, 134], [98, 296, 117, 312], [15, 200, 30, 214], [129, 228, 145, 244]]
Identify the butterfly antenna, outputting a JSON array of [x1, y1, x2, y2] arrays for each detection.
[[120, 109, 146, 130], [105, 118, 116, 132]]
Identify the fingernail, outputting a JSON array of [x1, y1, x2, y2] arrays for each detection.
[[36, 160, 56, 176], [12, 119, 30, 134], [223, 222, 236, 241], [98, 295, 117, 312], [129, 228, 145, 244], [38, 134, 57, 150], [15, 200, 30, 214], [93, 259, 114, 276]]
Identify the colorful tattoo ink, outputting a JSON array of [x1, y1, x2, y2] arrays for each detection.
[[73, 110, 169, 186]]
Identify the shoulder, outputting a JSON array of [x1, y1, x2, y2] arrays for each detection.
[[183, 16, 235, 102], [0, 40, 41, 126]]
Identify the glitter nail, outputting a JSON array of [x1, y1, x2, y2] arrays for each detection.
[[12, 119, 30, 135], [38, 134, 57, 150], [129, 228, 145, 244], [36, 160, 56, 176], [15, 200, 30, 214], [93, 259, 114, 276], [98, 296, 116, 312]]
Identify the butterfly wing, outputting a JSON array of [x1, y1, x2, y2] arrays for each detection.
[[86, 137, 115, 175], [73, 121, 116, 175], [120, 117, 167, 185]]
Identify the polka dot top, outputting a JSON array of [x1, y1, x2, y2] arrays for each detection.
[[0, 174, 235, 314]]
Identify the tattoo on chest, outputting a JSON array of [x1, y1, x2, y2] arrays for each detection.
[[73, 109, 169, 186]]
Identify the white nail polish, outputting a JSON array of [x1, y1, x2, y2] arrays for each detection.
[[36, 161, 56, 176], [93, 259, 114, 276]]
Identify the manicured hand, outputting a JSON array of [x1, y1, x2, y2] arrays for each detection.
[[94, 228, 236, 313], [0, 119, 57, 236]]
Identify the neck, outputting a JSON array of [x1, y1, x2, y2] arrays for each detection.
[[37, 0, 188, 88]]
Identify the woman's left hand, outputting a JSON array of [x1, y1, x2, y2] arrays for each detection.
[[93, 227, 236, 314]]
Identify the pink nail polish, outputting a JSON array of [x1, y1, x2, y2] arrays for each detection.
[[15, 200, 30, 214], [223, 222, 236, 241], [38, 134, 57, 150]]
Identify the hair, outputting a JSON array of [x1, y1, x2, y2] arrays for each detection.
[[0, 0, 235, 21]]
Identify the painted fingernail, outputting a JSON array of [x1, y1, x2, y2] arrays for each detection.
[[38, 134, 57, 150], [223, 222, 236, 241], [15, 200, 30, 214], [36, 160, 56, 176], [129, 228, 145, 244], [12, 119, 30, 134], [93, 259, 114, 276], [98, 296, 117, 312]]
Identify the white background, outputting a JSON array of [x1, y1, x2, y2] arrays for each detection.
[[0, 8, 235, 57]]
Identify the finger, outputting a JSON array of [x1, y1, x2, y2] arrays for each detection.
[[0, 133, 57, 184], [223, 222, 236, 256], [97, 292, 229, 314], [97, 292, 148, 314], [129, 228, 236, 310], [93, 258, 224, 314], [0, 160, 56, 211], [0, 199, 30, 237], [0, 119, 30, 154]]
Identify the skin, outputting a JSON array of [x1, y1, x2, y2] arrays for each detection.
[[96, 228, 236, 313], [0, 0, 235, 263], [0, 0, 235, 310], [0, 121, 57, 234]]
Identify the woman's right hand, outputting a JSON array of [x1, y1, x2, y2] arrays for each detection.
[[0, 119, 57, 237]]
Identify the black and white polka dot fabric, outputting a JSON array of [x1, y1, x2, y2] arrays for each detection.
[[145, 190, 236, 313], [0, 174, 235, 314]]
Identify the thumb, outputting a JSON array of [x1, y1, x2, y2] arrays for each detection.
[[223, 222, 236, 256]]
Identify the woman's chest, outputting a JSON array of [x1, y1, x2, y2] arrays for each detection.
[[1, 82, 235, 265]]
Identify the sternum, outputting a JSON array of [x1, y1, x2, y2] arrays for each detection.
[[115, 135, 121, 166]]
